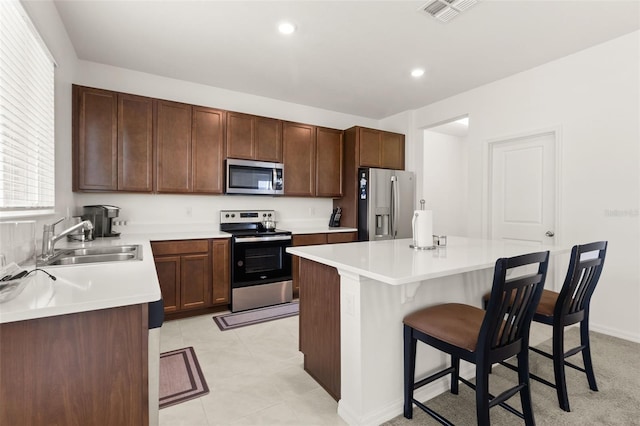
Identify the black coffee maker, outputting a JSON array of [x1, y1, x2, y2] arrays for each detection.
[[82, 205, 121, 237]]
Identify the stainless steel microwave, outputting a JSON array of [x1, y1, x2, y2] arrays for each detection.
[[225, 158, 284, 195]]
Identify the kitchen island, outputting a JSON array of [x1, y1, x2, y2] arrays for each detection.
[[288, 236, 570, 426]]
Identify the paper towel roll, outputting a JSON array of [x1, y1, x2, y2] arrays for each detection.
[[412, 210, 433, 248]]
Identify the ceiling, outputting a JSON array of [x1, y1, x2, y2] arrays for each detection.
[[52, 0, 640, 119]]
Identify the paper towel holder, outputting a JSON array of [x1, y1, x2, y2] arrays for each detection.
[[410, 199, 436, 250]]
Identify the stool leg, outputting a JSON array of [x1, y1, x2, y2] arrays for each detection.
[[475, 363, 490, 426], [580, 317, 598, 391], [552, 324, 571, 412], [517, 350, 535, 426], [451, 355, 460, 395], [404, 325, 417, 419]]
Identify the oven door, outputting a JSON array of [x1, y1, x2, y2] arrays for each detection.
[[232, 235, 292, 287]]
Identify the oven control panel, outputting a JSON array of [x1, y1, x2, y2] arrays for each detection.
[[220, 210, 275, 224]]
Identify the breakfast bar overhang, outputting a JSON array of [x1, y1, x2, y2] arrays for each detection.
[[287, 236, 570, 426]]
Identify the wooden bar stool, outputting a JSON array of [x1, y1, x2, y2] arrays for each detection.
[[483, 241, 607, 412], [403, 251, 550, 425]]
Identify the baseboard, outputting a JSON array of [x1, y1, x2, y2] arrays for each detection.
[[590, 323, 640, 344], [337, 364, 476, 426]]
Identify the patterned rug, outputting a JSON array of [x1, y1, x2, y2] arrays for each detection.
[[213, 301, 299, 331], [159, 346, 209, 409]]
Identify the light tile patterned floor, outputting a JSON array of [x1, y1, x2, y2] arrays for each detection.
[[159, 312, 553, 426], [159, 313, 347, 426]]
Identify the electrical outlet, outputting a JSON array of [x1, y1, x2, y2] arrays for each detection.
[[309, 207, 316, 216], [186, 207, 193, 217]]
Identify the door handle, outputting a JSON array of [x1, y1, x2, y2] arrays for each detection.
[[545, 231, 555, 237]]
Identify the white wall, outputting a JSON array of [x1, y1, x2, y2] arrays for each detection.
[[408, 31, 640, 342], [421, 130, 468, 236]]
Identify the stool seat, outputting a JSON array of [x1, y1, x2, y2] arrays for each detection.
[[535, 289, 558, 318], [404, 303, 485, 352]]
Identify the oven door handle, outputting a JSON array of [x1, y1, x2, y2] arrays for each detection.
[[234, 235, 292, 243]]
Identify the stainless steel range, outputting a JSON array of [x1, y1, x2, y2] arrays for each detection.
[[220, 210, 292, 312]]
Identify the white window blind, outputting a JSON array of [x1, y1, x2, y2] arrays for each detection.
[[0, 0, 56, 216]]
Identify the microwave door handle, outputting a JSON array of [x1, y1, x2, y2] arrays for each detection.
[[272, 168, 277, 191]]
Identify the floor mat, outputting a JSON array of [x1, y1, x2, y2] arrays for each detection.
[[213, 301, 299, 331], [159, 346, 209, 409]]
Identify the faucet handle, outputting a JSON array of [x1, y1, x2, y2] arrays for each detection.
[[44, 217, 65, 232]]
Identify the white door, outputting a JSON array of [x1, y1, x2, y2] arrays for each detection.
[[489, 132, 556, 246]]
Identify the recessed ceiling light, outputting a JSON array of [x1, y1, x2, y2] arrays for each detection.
[[411, 69, 425, 78], [278, 22, 296, 35]]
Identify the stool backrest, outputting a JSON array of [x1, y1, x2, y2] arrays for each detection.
[[480, 251, 550, 358], [555, 241, 607, 324]]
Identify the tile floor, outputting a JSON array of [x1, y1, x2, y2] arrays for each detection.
[[159, 312, 347, 426], [158, 313, 552, 426]]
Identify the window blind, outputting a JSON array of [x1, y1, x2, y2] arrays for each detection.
[[0, 0, 56, 216]]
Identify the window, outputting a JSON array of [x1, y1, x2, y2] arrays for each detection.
[[0, 0, 56, 217]]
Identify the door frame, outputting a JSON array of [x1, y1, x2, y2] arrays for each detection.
[[481, 126, 563, 245]]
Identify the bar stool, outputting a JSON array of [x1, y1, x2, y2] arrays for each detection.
[[404, 251, 550, 425], [483, 241, 607, 412]]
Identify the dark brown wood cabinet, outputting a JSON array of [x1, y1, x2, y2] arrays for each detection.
[[292, 231, 357, 296], [226, 112, 282, 162], [283, 122, 344, 198], [299, 258, 341, 401], [118, 93, 154, 192], [283, 122, 316, 196], [316, 127, 343, 197], [151, 239, 211, 313], [155, 100, 193, 193], [0, 304, 149, 425], [73, 85, 154, 192], [192, 106, 226, 193], [335, 126, 406, 228], [211, 238, 230, 305]]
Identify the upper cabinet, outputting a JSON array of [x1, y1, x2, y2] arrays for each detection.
[[226, 112, 282, 162], [283, 122, 344, 198], [315, 127, 343, 198], [73, 85, 153, 192], [355, 126, 405, 170], [283, 122, 316, 197], [192, 106, 226, 193], [155, 100, 192, 193]]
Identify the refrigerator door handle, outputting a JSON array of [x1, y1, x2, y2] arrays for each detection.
[[390, 176, 398, 238]]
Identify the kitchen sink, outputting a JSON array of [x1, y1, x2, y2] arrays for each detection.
[[41, 244, 143, 266]]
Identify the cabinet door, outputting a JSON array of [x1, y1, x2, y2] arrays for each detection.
[[154, 256, 180, 314], [292, 233, 328, 295], [381, 131, 405, 170], [74, 86, 117, 191], [181, 254, 211, 310], [212, 239, 230, 305], [316, 127, 343, 197], [255, 117, 282, 162], [358, 127, 381, 168], [192, 106, 225, 193], [118, 93, 153, 192], [327, 232, 357, 244], [226, 112, 254, 159], [155, 100, 192, 192], [283, 122, 316, 196]]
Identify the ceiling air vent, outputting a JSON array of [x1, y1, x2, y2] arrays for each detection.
[[420, 0, 479, 23]]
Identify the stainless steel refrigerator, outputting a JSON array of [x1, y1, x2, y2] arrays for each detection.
[[357, 168, 415, 241]]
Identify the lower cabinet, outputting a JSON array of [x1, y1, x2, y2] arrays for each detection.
[[292, 231, 357, 296], [152, 238, 230, 315], [0, 304, 149, 425]]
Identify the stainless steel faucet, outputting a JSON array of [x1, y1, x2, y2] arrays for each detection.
[[40, 218, 94, 261]]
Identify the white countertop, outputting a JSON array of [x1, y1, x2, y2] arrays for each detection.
[[0, 235, 164, 324], [0, 225, 357, 324], [287, 236, 571, 285]]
